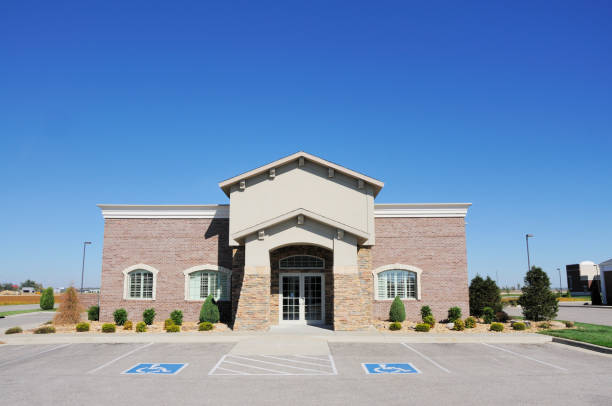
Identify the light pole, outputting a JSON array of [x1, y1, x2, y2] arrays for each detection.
[[557, 267, 562, 294], [525, 234, 534, 272], [81, 242, 92, 293]]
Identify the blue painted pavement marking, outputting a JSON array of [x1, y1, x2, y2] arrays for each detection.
[[123, 363, 188, 375], [362, 363, 420, 375]]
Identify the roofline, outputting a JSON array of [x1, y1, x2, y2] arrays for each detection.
[[374, 203, 471, 218], [217, 151, 384, 197]]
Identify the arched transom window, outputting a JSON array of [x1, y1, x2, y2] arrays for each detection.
[[376, 270, 417, 300], [183, 265, 231, 301], [279, 255, 324, 269]]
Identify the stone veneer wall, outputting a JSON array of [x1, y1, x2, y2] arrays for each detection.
[[370, 217, 469, 322], [100, 218, 233, 323]]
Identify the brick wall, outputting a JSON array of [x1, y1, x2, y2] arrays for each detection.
[[370, 217, 469, 322]]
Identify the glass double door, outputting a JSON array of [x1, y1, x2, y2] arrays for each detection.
[[280, 273, 324, 324]]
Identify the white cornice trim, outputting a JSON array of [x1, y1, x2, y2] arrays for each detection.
[[374, 203, 471, 218], [97, 204, 229, 219]]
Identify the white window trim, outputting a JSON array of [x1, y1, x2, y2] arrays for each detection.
[[372, 264, 422, 301], [122, 263, 159, 300], [182, 264, 232, 302], [279, 255, 325, 270]]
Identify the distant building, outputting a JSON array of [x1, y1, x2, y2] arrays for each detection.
[[599, 259, 612, 305], [565, 261, 599, 294], [20, 286, 35, 294]]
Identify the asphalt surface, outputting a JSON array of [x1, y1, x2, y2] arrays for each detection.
[[0, 311, 55, 332], [0, 304, 57, 312], [506, 304, 612, 326], [0, 341, 610, 405]]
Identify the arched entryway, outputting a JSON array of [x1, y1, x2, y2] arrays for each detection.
[[269, 245, 333, 326]]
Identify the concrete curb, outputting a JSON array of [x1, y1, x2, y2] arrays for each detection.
[[551, 337, 612, 354]]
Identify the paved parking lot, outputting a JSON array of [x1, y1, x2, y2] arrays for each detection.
[[0, 341, 611, 405]]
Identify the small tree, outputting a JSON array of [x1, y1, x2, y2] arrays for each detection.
[[200, 295, 220, 323], [53, 286, 82, 324], [518, 266, 558, 321], [170, 310, 183, 326], [143, 308, 156, 325], [389, 296, 406, 322], [114, 308, 128, 325], [420, 305, 432, 320], [447, 306, 462, 322], [40, 287, 55, 310], [469, 275, 501, 316]]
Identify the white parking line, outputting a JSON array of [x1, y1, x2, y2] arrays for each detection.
[[481, 343, 568, 372], [260, 355, 334, 368], [229, 354, 333, 373], [0, 343, 71, 368], [401, 343, 451, 374], [209, 354, 337, 376], [223, 359, 291, 375], [87, 342, 154, 374]]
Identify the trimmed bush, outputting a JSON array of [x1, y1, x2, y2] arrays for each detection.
[[447, 306, 462, 322], [495, 311, 509, 323], [87, 305, 99, 321], [143, 308, 156, 325], [415, 323, 431, 332], [170, 310, 183, 326], [164, 319, 174, 329], [5, 326, 23, 334], [34, 326, 56, 334], [420, 305, 432, 320], [40, 287, 55, 310], [135, 321, 147, 333], [464, 316, 476, 329], [518, 266, 558, 321], [482, 307, 494, 324], [453, 319, 465, 331], [490, 322, 504, 332], [166, 324, 180, 333], [123, 320, 133, 330], [423, 315, 436, 328], [53, 287, 82, 325], [200, 295, 220, 323], [389, 296, 406, 323], [564, 321, 574, 328], [512, 322, 526, 331], [199, 321, 214, 331], [538, 321, 552, 329], [113, 308, 128, 326], [76, 322, 90, 332], [101, 323, 116, 333], [389, 322, 402, 331]]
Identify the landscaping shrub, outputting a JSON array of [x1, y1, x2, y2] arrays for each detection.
[[538, 321, 552, 329], [87, 305, 99, 321], [469, 275, 502, 317], [490, 322, 504, 332], [415, 323, 430, 332], [495, 311, 509, 323], [420, 305, 432, 320], [453, 319, 465, 331], [200, 295, 220, 323], [199, 321, 213, 331], [40, 287, 55, 310], [170, 310, 183, 326], [512, 322, 526, 331], [518, 266, 558, 321], [389, 322, 402, 331], [564, 321, 574, 328], [113, 308, 128, 326], [423, 315, 436, 327], [76, 322, 90, 332], [464, 316, 476, 328], [389, 296, 406, 322], [143, 308, 156, 325], [123, 320, 133, 330], [101, 323, 116, 333], [34, 326, 56, 334], [135, 321, 147, 333], [164, 319, 174, 329], [53, 287, 82, 325], [5, 326, 22, 334], [166, 324, 180, 333], [447, 306, 462, 322], [482, 307, 494, 324]]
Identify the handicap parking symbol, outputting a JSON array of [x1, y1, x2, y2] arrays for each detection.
[[362, 363, 420, 374], [123, 363, 188, 375]]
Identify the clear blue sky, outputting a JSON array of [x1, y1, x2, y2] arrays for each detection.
[[1, 1, 611, 289]]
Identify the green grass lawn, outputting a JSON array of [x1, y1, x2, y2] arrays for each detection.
[[539, 322, 612, 348], [0, 309, 55, 317]]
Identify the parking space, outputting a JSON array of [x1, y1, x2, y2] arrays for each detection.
[[0, 341, 611, 405]]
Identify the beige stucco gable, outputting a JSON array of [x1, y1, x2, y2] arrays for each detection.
[[221, 152, 381, 246]]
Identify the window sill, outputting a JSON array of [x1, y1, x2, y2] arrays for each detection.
[[184, 299, 230, 302], [123, 298, 156, 301], [375, 298, 419, 301]]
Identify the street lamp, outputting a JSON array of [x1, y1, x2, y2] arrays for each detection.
[[525, 234, 534, 272], [557, 267, 562, 294], [81, 242, 92, 293]]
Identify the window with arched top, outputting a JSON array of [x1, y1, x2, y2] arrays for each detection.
[[373, 264, 422, 300], [122, 264, 159, 300], [183, 265, 231, 301], [279, 255, 324, 269]]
